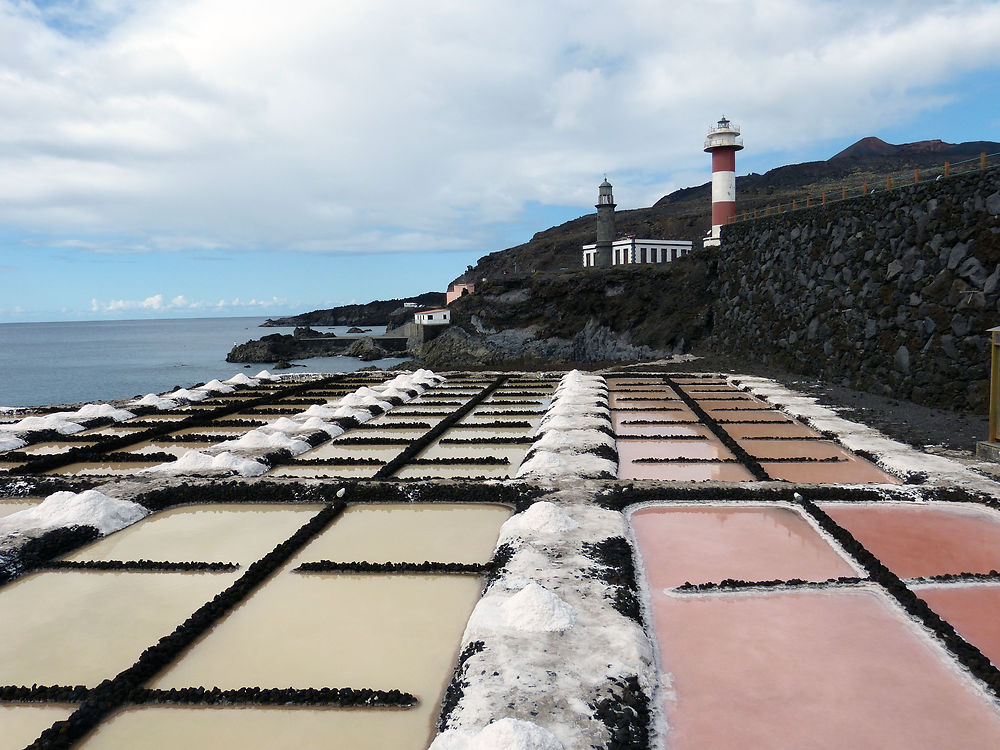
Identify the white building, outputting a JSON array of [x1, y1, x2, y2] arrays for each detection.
[[582, 237, 693, 268], [414, 308, 451, 326]]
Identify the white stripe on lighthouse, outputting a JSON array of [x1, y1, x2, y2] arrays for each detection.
[[712, 170, 736, 203]]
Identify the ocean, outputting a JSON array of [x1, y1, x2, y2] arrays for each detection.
[[0, 317, 406, 409]]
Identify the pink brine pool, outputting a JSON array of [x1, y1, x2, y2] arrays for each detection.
[[918, 584, 1000, 667], [820, 503, 1000, 577], [650, 588, 1000, 749], [631, 505, 856, 589]]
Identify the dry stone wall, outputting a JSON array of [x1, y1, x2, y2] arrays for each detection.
[[709, 168, 1000, 411]]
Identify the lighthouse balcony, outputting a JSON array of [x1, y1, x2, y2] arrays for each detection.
[[704, 132, 743, 150]]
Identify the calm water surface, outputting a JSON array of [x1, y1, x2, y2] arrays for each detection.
[[0, 317, 404, 408]]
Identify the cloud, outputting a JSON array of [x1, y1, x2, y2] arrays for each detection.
[[89, 293, 287, 313], [0, 0, 998, 257]]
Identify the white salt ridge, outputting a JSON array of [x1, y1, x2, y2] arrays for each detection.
[[0, 402, 135, 437], [253, 370, 276, 380], [517, 450, 616, 480], [0, 490, 148, 537], [0, 414, 85, 435], [441, 501, 658, 749], [144, 450, 268, 477], [533, 429, 614, 454], [198, 379, 235, 393], [430, 718, 563, 750], [500, 501, 579, 537], [516, 371, 616, 480]]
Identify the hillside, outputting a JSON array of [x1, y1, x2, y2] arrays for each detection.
[[462, 137, 1000, 283], [261, 291, 445, 327]]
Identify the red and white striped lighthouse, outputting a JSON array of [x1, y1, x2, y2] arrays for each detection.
[[704, 116, 743, 247]]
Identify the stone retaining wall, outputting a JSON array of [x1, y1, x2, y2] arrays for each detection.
[[709, 168, 1000, 411]]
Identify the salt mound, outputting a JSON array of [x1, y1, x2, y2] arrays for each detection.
[[198, 379, 235, 393], [225, 373, 259, 386], [500, 582, 576, 632], [0, 490, 148, 537], [253, 369, 276, 380], [501, 501, 579, 537], [130, 393, 180, 409], [168, 388, 208, 402], [216, 430, 310, 456], [145, 450, 268, 477], [0, 435, 26, 452], [430, 718, 563, 750], [1, 414, 85, 435], [299, 416, 344, 437], [72, 404, 134, 422]]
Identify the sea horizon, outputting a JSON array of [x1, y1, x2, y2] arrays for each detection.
[[0, 317, 404, 409]]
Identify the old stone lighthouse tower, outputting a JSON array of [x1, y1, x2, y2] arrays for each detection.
[[594, 176, 616, 267]]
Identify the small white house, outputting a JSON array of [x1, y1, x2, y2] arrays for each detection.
[[582, 237, 693, 268], [414, 308, 451, 326]]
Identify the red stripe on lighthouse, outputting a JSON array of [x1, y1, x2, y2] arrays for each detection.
[[713, 200, 736, 226], [712, 149, 736, 172]]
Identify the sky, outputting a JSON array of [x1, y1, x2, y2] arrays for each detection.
[[1, 0, 999, 323]]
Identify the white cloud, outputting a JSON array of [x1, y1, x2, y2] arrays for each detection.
[[89, 292, 286, 313], [0, 0, 997, 250]]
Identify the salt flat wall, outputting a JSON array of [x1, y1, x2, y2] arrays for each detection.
[[709, 168, 1000, 411]]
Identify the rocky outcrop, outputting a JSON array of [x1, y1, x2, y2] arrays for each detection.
[[344, 337, 390, 361], [225, 334, 346, 363], [416, 319, 667, 368]]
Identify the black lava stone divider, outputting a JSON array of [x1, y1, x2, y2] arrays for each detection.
[[593, 483, 998, 513], [581, 537, 643, 624], [661, 376, 770, 481], [795, 496, 1000, 700], [133, 685, 415, 708], [294, 560, 489, 575], [672, 576, 866, 594], [0, 525, 100, 586], [374, 376, 509, 479], [41, 560, 239, 573]]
